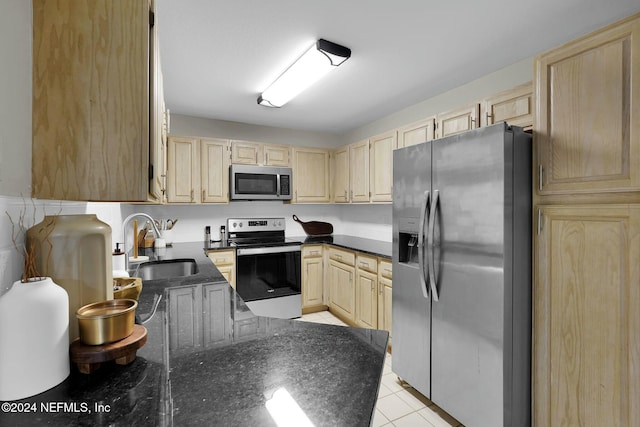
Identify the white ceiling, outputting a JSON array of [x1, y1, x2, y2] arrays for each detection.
[[157, 0, 639, 134]]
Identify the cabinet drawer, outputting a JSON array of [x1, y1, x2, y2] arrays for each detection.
[[302, 245, 323, 258], [328, 247, 355, 265], [379, 259, 392, 279], [357, 254, 378, 273], [207, 250, 235, 266]]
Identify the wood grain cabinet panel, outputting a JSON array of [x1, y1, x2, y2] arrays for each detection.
[[535, 15, 640, 195], [292, 147, 330, 203], [32, 0, 157, 201], [332, 146, 350, 203], [436, 103, 480, 139], [482, 82, 533, 130], [534, 205, 640, 427], [397, 117, 436, 149], [369, 131, 396, 203], [350, 140, 370, 203]]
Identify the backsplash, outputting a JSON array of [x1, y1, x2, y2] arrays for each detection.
[[0, 195, 391, 291]]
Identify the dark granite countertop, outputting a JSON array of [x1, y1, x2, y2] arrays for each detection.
[[0, 242, 388, 426], [293, 234, 392, 259]]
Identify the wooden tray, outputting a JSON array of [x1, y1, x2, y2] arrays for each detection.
[[70, 324, 147, 374]]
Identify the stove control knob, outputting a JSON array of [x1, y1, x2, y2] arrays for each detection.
[[232, 222, 237, 228], [277, 220, 282, 227], [239, 222, 243, 228]]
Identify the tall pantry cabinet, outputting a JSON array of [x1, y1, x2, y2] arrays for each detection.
[[533, 13, 640, 427], [32, 0, 165, 202]]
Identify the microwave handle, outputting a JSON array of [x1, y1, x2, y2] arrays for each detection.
[[276, 174, 281, 197]]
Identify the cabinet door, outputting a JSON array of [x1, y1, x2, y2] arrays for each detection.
[[207, 250, 236, 289], [168, 286, 201, 353], [202, 283, 231, 347], [32, 0, 151, 201], [302, 256, 324, 308], [534, 205, 640, 427], [231, 140, 261, 165], [332, 146, 350, 203], [292, 147, 330, 203], [350, 140, 370, 202], [377, 276, 392, 336], [535, 15, 640, 195], [328, 260, 355, 322], [201, 138, 229, 203], [482, 82, 533, 130], [369, 131, 396, 203], [436, 103, 480, 139], [264, 144, 290, 166], [397, 118, 435, 149], [149, 17, 165, 203], [167, 136, 199, 203], [355, 269, 377, 328]]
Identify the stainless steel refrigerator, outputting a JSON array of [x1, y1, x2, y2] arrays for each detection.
[[392, 122, 531, 427]]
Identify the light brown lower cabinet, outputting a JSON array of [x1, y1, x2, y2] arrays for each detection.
[[302, 245, 325, 312], [534, 204, 640, 427], [207, 250, 236, 289]]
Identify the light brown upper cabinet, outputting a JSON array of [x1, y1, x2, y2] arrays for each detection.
[[167, 136, 229, 204], [291, 147, 330, 203], [435, 103, 480, 139], [230, 141, 262, 165], [397, 117, 436, 149], [350, 140, 370, 203], [369, 130, 396, 202], [263, 144, 291, 167], [332, 146, 350, 203], [535, 14, 640, 196], [482, 82, 533, 131], [231, 141, 291, 167], [32, 0, 163, 202]]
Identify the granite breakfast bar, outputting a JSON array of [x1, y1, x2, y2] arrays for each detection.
[[0, 242, 388, 426]]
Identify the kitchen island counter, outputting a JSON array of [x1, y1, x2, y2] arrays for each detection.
[[0, 242, 388, 426]]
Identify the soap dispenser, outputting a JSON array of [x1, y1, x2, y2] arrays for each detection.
[[112, 243, 129, 278]]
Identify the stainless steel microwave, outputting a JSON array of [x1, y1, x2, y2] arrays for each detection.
[[229, 164, 292, 201]]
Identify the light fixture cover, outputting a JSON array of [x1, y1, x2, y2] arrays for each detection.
[[258, 39, 351, 108]]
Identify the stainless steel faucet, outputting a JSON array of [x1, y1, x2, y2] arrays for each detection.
[[122, 213, 162, 270]]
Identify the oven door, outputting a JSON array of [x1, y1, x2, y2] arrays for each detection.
[[235, 245, 301, 319]]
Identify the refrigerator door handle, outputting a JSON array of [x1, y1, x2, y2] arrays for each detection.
[[418, 190, 430, 299], [428, 189, 440, 301]]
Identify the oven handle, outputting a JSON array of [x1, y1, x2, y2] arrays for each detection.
[[236, 245, 302, 256]]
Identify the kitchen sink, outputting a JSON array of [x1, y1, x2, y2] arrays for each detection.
[[135, 258, 199, 281]]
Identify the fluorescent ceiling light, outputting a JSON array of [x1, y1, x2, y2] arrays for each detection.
[[258, 39, 351, 108]]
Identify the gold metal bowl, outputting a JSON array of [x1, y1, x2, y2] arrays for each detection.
[[76, 299, 138, 345]]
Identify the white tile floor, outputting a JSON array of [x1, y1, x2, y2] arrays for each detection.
[[298, 311, 463, 427]]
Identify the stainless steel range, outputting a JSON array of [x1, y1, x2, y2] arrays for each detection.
[[227, 217, 302, 319]]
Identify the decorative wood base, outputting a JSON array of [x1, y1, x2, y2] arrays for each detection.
[[70, 324, 147, 374]]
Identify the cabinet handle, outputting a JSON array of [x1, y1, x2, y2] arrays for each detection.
[[202, 189, 205, 201], [538, 164, 543, 191], [378, 283, 382, 295], [190, 190, 194, 202], [344, 190, 347, 200], [537, 209, 543, 235], [359, 261, 368, 268], [311, 251, 320, 255], [384, 268, 392, 275]]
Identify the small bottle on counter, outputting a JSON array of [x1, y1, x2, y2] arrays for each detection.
[[220, 225, 227, 246], [205, 226, 211, 248]]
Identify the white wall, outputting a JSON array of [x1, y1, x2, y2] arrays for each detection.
[[0, 0, 32, 197], [170, 115, 342, 148]]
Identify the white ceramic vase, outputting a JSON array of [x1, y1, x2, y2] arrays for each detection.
[[0, 277, 70, 401]]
